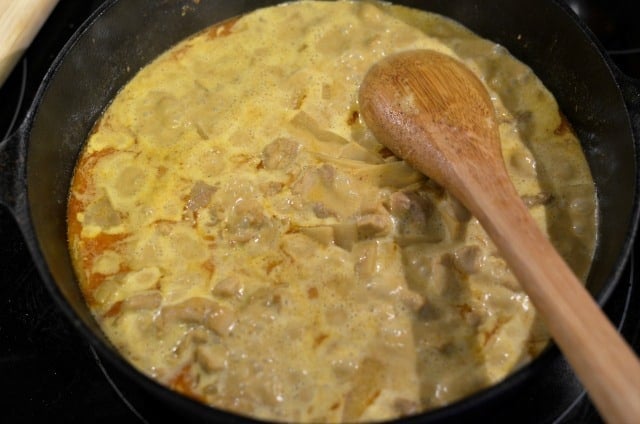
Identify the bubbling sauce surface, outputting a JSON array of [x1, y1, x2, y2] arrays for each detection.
[[67, 1, 597, 422]]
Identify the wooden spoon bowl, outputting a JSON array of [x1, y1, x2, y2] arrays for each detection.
[[359, 49, 640, 424]]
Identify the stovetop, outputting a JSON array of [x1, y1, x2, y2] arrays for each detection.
[[1, 1, 639, 423]]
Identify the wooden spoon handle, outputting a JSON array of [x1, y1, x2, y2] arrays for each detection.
[[0, 0, 59, 87], [466, 172, 640, 424], [359, 48, 640, 423]]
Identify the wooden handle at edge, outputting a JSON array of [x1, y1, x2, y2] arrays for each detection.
[[472, 180, 640, 424], [0, 0, 59, 86]]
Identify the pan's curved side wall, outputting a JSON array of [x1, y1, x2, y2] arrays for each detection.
[[20, 0, 639, 422]]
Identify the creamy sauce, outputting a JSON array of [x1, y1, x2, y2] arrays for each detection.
[[67, 1, 597, 422]]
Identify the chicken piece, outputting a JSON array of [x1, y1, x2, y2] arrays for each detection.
[[160, 297, 236, 336], [261, 137, 300, 170], [356, 213, 391, 239]]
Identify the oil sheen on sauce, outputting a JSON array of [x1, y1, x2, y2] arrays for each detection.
[[67, 1, 597, 422]]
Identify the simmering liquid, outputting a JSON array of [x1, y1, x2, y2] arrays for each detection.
[[67, 1, 597, 422]]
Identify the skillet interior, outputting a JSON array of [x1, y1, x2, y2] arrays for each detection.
[[21, 0, 638, 421]]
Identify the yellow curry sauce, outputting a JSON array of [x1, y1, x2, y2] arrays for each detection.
[[67, 1, 597, 422]]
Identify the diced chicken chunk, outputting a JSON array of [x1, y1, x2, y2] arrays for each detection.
[[261, 137, 300, 170]]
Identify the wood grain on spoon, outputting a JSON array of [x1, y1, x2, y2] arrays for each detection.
[[359, 49, 640, 424], [0, 0, 59, 87]]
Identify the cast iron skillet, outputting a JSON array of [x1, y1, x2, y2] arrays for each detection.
[[1, 0, 639, 422]]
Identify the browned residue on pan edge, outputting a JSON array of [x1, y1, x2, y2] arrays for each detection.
[[207, 16, 240, 39]]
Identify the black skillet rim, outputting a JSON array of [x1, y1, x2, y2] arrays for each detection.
[[14, 0, 640, 422]]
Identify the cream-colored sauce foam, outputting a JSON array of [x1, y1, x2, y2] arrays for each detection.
[[68, 1, 597, 422]]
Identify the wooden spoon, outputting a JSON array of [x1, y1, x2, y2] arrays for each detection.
[[358, 49, 640, 423]]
